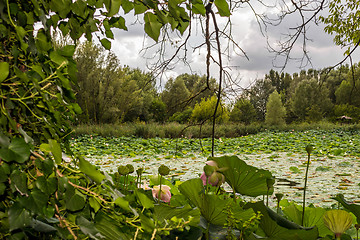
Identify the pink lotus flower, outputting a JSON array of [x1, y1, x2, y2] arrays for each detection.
[[200, 161, 225, 186], [152, 185, 171, 203]]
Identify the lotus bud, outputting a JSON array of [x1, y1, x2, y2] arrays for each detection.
[[158, 164, 170, 176], [118, 165, 129, 175], [126, 164, 134, 174], [204, 164, 216, 177], [323, 209, 353, 239], [305, 145, 314, 155], [152, 185, 171, 203]]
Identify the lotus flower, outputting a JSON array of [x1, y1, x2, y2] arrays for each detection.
[[200, 161, 225, 186], [152, 185, 171, 203], [323, 209, 353, 239]]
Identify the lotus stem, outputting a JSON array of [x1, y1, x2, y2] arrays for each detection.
[[159, 175, 162, 202], [302, 145, 313, 226]]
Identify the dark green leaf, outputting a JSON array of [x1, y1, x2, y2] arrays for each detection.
[[30, 219, 57, 232], [77, 216, 104, 239], [8, 204, 31, 231], [121, 0, 134, 14], [66, 190, 86, 211], [10, 170, 28, 195], [0, 138, 30, 163], [0, 183, 6, 195]]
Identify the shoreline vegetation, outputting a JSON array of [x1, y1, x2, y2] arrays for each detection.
[[73, 122, 360, 138]]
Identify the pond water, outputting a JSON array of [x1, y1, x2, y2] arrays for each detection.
[[86, 151, 360, 208]]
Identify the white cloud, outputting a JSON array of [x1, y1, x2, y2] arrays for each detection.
[[108, 3, 360, 89]]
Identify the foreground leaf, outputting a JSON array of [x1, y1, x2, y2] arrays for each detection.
[[211, 155, 274, 197], [78, 156, 105, 184], [245, 201, 319, 240]]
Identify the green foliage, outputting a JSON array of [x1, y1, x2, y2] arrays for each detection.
[[75, 42, 157, 124], [320, 0, 360, 55], [292, 79, 332, 122], [265, 90, 286, 126], [161, 77, 191, 116], [191, 96, 229, 123], [230, 98, 257, 124]]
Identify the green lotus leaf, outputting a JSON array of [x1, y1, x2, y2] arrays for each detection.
[[323, 209, 353, 236], [210, 155, 274, 197]]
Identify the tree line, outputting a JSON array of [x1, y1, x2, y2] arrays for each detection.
[[75, 42, 360, 126]]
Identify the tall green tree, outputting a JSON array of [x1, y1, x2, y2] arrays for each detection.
[[161, 77, 191, 117], [230, 98, 257, 124], [291, 79, 332, 122], [265, 91, 286, 126], [245, 79, 275, 121], [191, 96, 229, 123]]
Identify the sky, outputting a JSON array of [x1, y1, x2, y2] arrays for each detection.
[[106, 1, 360, 91]]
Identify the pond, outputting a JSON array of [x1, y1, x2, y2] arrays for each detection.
[[84, 151, 360, 208]]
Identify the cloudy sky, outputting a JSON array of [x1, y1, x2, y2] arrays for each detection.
[[106, 1, 360, 90]]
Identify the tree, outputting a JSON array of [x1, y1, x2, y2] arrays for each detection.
[[75, 42, 158, 123], [245, 79, 275, 121], [230, 98, 257, 125], [265, 91, 286, 126], [291, 79, 333, 122], [191, 96, 229, 123], [161, 77, 191, 117]]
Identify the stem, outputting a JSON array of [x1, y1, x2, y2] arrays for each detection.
[[277, 200, 280, 214], [159, 175, 162, 202], [6, 0, 16, 27], [266, 189, 269, 207], [302, 152, 311, 226], [232, 185, 236, 203]]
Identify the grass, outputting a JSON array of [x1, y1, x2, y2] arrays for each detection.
[[72, 121, 360, 138]]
